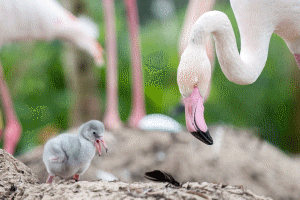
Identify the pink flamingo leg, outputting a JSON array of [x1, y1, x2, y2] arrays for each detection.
[[102, 0, 123, 130], [0, 64, 22, 155], [124, 0, 146, 128]]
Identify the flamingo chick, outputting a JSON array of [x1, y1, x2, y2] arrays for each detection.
[[43, 120, 108, 183], [178, 0, 300, 145]]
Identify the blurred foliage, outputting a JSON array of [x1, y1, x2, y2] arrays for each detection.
[[0, 0, 300, 155]]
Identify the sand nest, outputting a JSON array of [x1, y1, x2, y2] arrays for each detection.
[[1, 149, 270, 200], [11, 125, 300, 199], [0, 149, 39, 199]]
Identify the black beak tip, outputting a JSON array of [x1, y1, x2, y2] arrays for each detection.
[[190, 130, 213, 145]]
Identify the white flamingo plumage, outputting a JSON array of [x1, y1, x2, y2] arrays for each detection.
[[178, 0, 300, 144], [0, 0, 104, 154]]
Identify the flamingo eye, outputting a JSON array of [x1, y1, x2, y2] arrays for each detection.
[[93, 132, 96, 135]]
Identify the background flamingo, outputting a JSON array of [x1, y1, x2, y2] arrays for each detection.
[[178, 0, 300, 144], [0, 0, 103, 154]]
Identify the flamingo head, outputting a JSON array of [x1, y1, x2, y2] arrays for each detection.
[[80, 120, 108, 156], [71, 16, 105, 66], [74, 37, 104, 67], [177, 45, 213, 145]]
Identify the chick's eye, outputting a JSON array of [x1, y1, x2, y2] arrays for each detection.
[[93, 132, 96, 135]]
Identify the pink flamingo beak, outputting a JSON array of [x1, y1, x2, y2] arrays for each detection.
[[94, 137, 108, 156], [184, 86, 213, 145], [94, 41, 105, 66]]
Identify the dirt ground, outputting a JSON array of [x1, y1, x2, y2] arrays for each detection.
[[3, 125, 300, 199], [1, 148, 270, 200]]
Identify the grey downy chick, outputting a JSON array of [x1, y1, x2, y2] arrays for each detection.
[[43, 120, 108, 183]]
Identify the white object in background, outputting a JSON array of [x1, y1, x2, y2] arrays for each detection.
[[96, 170, 118, 181], [139, 114, 182, 133]]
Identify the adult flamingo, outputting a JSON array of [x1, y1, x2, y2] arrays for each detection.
[[0, 0, 103, 154], [178, 0, 300, 145], [102, 0, 216, 130]]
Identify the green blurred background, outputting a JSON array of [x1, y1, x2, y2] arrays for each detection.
[[1, 0, 300, 155]]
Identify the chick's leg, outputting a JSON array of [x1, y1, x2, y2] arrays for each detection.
[[46, 175, 54, 183], [73, 174, 80, 181]]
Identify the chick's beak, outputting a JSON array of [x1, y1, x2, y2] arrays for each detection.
[[100, 137, 108, 153], [95, 139, 102, 156], [95, 137, 108, 157]]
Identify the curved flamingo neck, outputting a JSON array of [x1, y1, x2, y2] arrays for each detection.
[[191, 11, 262, 84], [178, 10, 273, 98]]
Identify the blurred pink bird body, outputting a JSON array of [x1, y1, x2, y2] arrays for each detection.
[[0, 0, 104, 155], [0, 0, 103, 65], [178, 0, 300, 144]]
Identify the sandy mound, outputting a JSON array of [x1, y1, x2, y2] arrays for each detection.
[[22, 180, 271, 200], [17, 125, 300, 199], [0, 148, 271, 199], [0, 149, 39, 199]]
